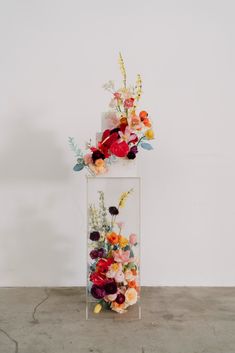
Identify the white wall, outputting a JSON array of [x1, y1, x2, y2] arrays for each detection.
[[0, 0, 235, 286]]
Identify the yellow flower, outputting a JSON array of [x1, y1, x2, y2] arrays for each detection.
[[145, 129, 154, 140], [111, 263, 119, 271], [118, 52, 127, 88], [93, 303, 102, 314], [135, 74, 142, 103], [118, 235, 129, 248]]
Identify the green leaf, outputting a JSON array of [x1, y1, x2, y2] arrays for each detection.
[[140, 142, 153, 150], [73, 163, 84, 172]]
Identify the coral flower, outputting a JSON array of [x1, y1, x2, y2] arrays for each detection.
[[139, 110, 148, 119], [130, 113, 142, 130], [111, 301, 127, 314], [142, 117, 152, 128], [118, 235, 129, 248], [107, 232, 119, 245], [128, 280, 137, 289], [125, 288, 138, 305], [124, 97, 134, 109]]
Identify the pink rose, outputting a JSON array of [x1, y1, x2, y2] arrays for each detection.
[[112, 249, 130, 264], [129, 233, 137, 245], [83, 153, 93, 165], [124, 98, 134, 109]]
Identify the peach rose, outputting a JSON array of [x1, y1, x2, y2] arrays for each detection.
[[125, 288, 137, 306], [111, 301, 127, 314]]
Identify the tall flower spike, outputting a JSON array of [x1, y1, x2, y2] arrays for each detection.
[[118, 52, 127, 88], [135, 74, 142, 103]]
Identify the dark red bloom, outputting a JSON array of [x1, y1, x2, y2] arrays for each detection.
[[104, 281, 118, 295], [90, 272, 106, 286], [92, 150, 105, 162], [91, 284, 105, 299], [109, 206, 119, 215], [90, 231, 100, 241], [110, 141, 129, 157], [116, 293, 125, 304], [90, 249, 99, 259], [127, 151, 136, 159]]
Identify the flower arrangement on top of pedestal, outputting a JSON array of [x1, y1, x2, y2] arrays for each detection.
[[88, 188, 139, 314], [69, 53, 155, 175]]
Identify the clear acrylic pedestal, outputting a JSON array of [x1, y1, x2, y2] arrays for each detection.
[[86, 177, 141, 320]]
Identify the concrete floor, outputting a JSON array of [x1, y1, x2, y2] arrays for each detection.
[[0, 288, 235, 353]]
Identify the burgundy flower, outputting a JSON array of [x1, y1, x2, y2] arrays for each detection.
[[127, 145, 138, 159], [97, 248, 105, 258], [127, 151, 136, 160], [109, 206, 119, 216], [90, 249, 99, 259], [90, 231, 100, 241], [104, 281, 118, 295], [91, 284, 105, 299], [92, 150, 105, 162], [130, 145, 138, 154], [116, 293, 125, 304]]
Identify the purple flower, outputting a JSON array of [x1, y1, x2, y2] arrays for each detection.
[[91, 284, 105, 299], [109, 206, 119, 216], [127, 145, 138, 159], [130, 145, 138, 154], [116, 293, 125, 304], [97, 248, 105, 258], [90, 231, 100, 241], [104, 281, 117, 295], [90, 249, 99, 259]]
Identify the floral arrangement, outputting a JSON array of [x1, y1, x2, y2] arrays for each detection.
[[69, 53, 154, 175], [88, 188, 139, 314]]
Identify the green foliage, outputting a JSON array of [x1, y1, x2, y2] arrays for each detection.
[[68, 137, 83, 157]]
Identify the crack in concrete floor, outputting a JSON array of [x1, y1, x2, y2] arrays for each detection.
[[31, 288, 50, 324], [0, 328, 18, 353]]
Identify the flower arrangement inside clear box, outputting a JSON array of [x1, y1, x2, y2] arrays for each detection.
[[69, 54, 155, 319]]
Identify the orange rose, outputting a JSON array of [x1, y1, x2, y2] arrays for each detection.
[[143, 117, 152, 128], [107, 232, 119, 245], [139, 111, 148, 120], [128, 280, 137, 288]]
